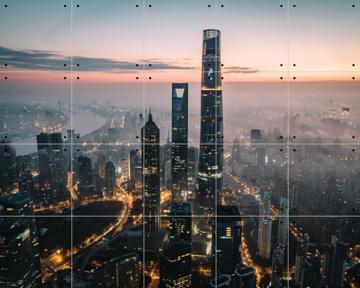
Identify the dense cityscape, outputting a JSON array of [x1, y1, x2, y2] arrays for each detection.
[[1, 1, 360, 288]]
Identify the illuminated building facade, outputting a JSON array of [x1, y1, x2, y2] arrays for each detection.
[[171, 83, 188, 202], [197, 29, 224, 215]]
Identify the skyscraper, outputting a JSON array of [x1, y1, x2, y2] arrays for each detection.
[[159, 239, 192, 288], [215, 206, 242, 275], [105, 161, 116, 197], [294, 234, 321, 288], [0, 140, 17, 195], [258, 192, 272, 259], [271, 245, 285, 287], [323, 235, 348, 288], [277, 197, 288, 245], [77, 155, 95, 199], [17, 155, 34, 197], [169, 202, 192, 243], [197, 29, 223, 215], [160, 141, 172, 190], [92, 252, 140, 288], [0, 193, 41, 288], [142, 111, 161, 234], [171, 83, 188, 202], [36, 132, 66, 203]]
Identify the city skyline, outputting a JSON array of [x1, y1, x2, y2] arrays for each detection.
[[1, 1, 360, 288]]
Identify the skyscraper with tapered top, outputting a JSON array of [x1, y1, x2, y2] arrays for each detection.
[[142, 110, 160, 234], [197, 29, 223, 217]]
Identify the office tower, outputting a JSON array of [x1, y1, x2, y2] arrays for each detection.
[[160, 239, 192, 288], [0, 140, 17, 194], [105, 161, 116, 197], [171, 83, 188, 202], [129, 148, 142, 191], [37, 132, 51, 179], [277, 197, 288, 245], [255, 147, 266, 167], [65, 129, 80, 171], [250, 129, 261, 144], [120, 157, 129, 182], [197, 29, 223, 214], [77, 155, 95, 199], [36, 132, 66, 201], [215, 206, 242, 275], [187, 147, 199, 198], [160, 142, 172, 190], [17, 155, 34, 196], [92, 253, 140, 288], [96, 153, 106, 178], [323, 235, 348, 288], [234, 265, 256, 288], [232, 137, 241, 162], [169, 202, 192, 243], [0, 193, 41, 288], [295, 234, 321, 288], [142, 111, 160, 233], [258, 193, 272, 259], [271, 245, 285, 287]]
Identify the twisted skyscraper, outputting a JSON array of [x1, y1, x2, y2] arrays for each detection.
[[197, 29, 224, 217]]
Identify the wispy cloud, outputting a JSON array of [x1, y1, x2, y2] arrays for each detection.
[[223, 66, 259, 74], [0, 47, 197, 72]]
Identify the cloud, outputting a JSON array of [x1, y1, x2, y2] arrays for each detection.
[[0, 47, 197, 72], [223, 66, 259, 74]]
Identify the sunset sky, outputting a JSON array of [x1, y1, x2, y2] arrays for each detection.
[[1, 0, 359, 84]]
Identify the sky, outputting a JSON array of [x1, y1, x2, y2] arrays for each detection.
[[1, 0, 359, 85]]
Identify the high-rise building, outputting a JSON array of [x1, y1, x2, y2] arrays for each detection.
[[271, 245, 285, 287], [160, 142, 172, 190], [294, 234, 321, 288], [169, 202, 192, 243], [277, 197, 288, 245], [171, 83, 188, 202], [120, 157, 129, 182], [105, 161, 116, 197], [187, 147, 199, 199], [36, 132, 66, 203], [77, 155, 95, 199], [258, 193, 272, 259], [197, 29, 224, 215], [0, 193, 41, 288], [234, 265, 256, 288], [129, 148, 142, 192], [0, 140, 17, 195], [160, 239, 192, 288], [17, 155, 34, 197], [142, 111, 160, 234], [323, 235, 348, 288], [92, 252, 140, 288], [250, 129, 261, 144], [215, 206, 242, 275]]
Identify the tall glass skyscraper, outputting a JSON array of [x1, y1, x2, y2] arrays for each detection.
[[171, 83, 188, 203], [197, 29, 223, 215], [142, 111, 161, 234]]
